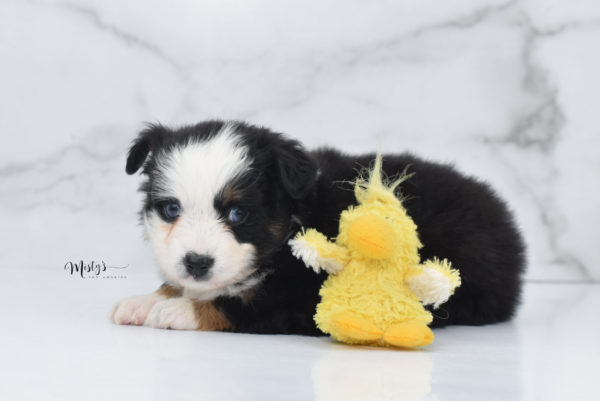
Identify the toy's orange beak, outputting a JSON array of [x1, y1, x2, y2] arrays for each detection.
[[346, 214, 397, 259]]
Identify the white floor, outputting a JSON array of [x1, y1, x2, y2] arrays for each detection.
[[1, 268, 598, 401]]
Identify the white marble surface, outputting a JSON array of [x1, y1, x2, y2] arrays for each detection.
[[1, 267, 599, 400], [1, 0, 600, 281]]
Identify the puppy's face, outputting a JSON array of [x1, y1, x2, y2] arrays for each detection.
[[126, 121, 316, 299]]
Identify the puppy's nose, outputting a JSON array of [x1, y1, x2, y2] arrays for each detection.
[[183, 252, 214, 279]]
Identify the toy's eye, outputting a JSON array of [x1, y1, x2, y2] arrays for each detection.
[[227, 207, 247, 225], [162, 201, 181, 222]]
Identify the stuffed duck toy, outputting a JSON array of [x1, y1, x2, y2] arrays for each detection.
[[289, 155, 461, 348]]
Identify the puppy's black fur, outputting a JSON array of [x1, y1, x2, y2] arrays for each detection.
[[127, 121, 526, 335]]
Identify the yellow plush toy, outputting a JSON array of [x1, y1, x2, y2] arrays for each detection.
[[289, 155, 461, 348]]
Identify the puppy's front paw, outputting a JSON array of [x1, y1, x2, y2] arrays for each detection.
[[144, 298, 199, 330], [110, 294, 164, 326]]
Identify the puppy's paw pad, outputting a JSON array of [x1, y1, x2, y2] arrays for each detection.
[[110, 294, 163, 326], [144, 298, 198, 330]]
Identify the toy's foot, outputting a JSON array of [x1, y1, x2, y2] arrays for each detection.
[[330, 311, 383, 342], [383, 322, 434, 348]]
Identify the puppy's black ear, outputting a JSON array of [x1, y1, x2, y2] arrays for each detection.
[[275, 138, 317, 199], [125, 124, 167, 175]]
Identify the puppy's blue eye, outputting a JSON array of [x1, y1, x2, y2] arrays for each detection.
[[163, 202, 181, 220], [227, 207, 247, 225]]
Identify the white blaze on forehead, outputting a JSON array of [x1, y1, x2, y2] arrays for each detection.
[[155, 126, 251, 205]]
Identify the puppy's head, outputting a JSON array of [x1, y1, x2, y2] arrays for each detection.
[[126, 121, 317, 299]]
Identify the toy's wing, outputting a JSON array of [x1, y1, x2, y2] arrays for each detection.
[[405, 258, 461, 308], [288, 229, 349, 274]]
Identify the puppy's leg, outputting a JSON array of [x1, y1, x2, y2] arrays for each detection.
[[111, 284, 231, 331], [110, 283, 182, 326], [192, 302, 231, 331], [144, 297, 230, 331]]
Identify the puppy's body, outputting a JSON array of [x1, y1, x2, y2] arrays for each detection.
[[111, 121, 526, 335]]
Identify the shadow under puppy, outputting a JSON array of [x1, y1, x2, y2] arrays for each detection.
[[110, 120, 526, 335]]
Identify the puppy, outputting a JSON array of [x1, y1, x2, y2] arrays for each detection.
[[110, 120, 526, 334]]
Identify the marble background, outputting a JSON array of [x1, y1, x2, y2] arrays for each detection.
[[1, 0, 599, 282]]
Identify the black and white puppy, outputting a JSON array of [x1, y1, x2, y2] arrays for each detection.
[[110, 120, 526, 335]]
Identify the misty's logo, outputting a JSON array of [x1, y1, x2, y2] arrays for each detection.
[[64, 260, 128, 279]]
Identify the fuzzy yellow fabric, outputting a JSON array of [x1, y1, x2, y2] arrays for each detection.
[[346, 214, 397, 259], [292, 154, 461, 348]]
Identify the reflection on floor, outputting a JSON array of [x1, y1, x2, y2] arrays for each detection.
[[0, 267, 598, 401]]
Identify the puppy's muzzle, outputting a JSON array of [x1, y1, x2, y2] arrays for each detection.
[[183, 252, 214, 280]]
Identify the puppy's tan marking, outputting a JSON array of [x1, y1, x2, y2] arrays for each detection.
[[222, 184, 242, 205], [268, 220, 285, 239], [193, 302, 231, 331], [163, 219, 179, 244], [156, 283, 183, 298], [153, 284, 229, 331]]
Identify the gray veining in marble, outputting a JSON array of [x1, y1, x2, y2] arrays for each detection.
[[1, 0, 598, 281]]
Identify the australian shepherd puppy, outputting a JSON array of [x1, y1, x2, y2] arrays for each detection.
[[110, 120, 526, 335]]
